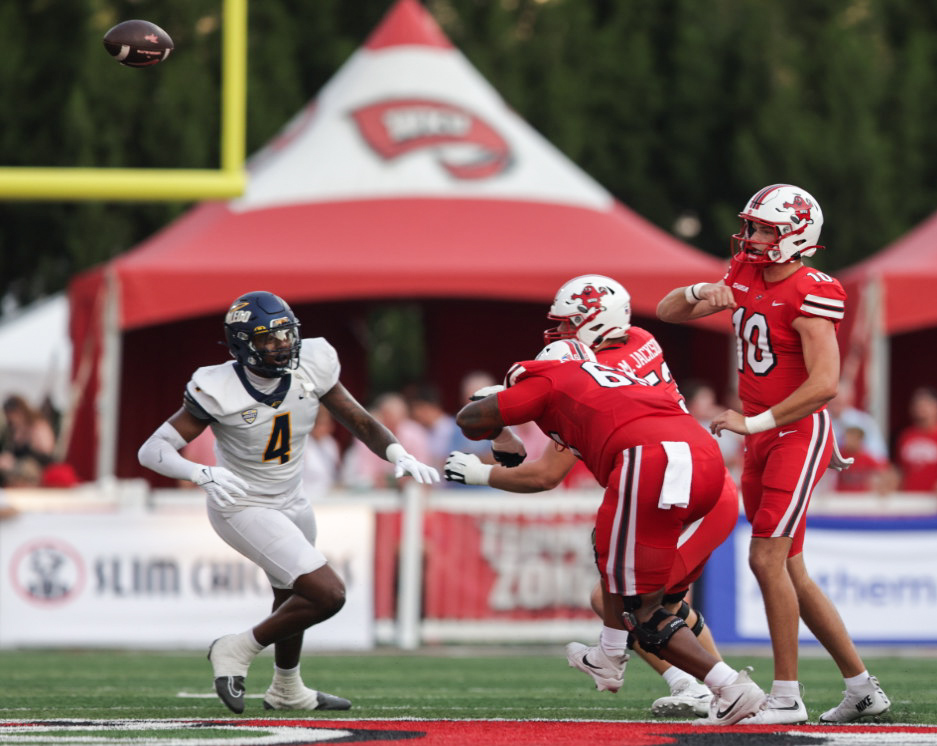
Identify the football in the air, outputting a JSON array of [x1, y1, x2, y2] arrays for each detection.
[[103, 19, 173, 67]]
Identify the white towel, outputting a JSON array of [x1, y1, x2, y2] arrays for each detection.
[[659, 441, 692, 509]]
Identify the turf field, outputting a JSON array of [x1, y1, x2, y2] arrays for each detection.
[[0, 646, 933, 724]]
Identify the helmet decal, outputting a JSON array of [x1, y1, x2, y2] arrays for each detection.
[[570, 284, 608, 312], [782, 194, 814, 226]]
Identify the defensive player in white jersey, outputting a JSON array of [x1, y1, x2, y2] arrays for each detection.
[[445, 275, 737, 719], [138, 291, 439, 714]]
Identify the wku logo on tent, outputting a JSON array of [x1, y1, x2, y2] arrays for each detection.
[[351, 99, 512, 179]]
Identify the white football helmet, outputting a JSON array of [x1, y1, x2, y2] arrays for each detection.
[[732, 184, 824, 264], [544, 274, 631, 348], [535, 339, 597, 363]]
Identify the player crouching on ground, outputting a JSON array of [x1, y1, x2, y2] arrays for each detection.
[[449, 340, 767, 725]]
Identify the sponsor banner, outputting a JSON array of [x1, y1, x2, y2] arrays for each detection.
[[422, 511, 597, 620], [0, 505, 374, 649], [705, 516, 937, 644]]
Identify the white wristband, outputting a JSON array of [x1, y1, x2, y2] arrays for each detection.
[[469, 461, 494, 486], [684, 283, 706, 304], [744, 410, 777, 434], [386, 443, 407, 463]]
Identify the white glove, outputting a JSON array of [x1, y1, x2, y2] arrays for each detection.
[[470, 384, 505, 401], [192, 465, 249, 507], [444, 451, 493, 485], [386, 444, 440, 484]]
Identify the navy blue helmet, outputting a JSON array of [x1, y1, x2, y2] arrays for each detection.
[[223, 291, 301, 376]]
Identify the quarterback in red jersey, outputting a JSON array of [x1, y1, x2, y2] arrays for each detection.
[[452, 338, 767, 726], [657, 184, 890, 724]]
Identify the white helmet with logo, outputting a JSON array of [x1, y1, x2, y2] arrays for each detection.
[[544, 274, 631, 348], [535, 339, 597, 363], [732, 184, 824, 264]]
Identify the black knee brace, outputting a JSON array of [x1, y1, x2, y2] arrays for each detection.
[[674, 601, 706, 636], [621, 607, 688, 657]]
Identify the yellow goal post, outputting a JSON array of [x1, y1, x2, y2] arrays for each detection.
[[0, 0, 247, 201]]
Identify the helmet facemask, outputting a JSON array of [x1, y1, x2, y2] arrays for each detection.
[[248, 324, 301, 376]]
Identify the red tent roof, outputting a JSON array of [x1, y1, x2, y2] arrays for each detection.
[[81, 0, 727, 333], [66, 0, 733, 483], [839, 209, 937, 335]]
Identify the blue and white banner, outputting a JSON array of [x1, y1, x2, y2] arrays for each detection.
[[704, 516, 937, 645], [0, 504, 374, 650]]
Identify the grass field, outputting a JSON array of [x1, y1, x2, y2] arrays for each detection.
[[0, 646, 934, 724]]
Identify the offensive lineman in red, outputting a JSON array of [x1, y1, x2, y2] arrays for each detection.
[[454, 341, 767, 725], [445, 275, 737, 719], [657, 184, 891, 724]]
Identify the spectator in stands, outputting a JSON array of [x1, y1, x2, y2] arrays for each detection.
[[0, 395, 56, 483], [828, 380, 888, 462], [895, 386, 937, 492], [407, 383, 458, 476], [340, 392, 432, 490], [302, 407, 340, 500], [834, 426, 896, 494]]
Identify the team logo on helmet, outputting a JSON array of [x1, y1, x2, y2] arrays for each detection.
[[352, 98, 512, 180], [782, 194, 814, 225], [570, 284, 608, 311], [225, 301, 252, 325], [241, 409, 257, 424]]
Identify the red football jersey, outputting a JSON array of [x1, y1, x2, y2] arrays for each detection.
[[596, 326, 686, 410], [723, 261, 846, 413], [497, 359, 717, 486]]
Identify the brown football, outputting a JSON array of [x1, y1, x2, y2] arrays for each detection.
[[103, 19, 173, 67]]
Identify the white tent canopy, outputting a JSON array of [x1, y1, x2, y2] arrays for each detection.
[[0, 294, 71, 411]]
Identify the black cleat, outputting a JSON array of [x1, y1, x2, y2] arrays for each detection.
[[213, 675, 247, 714]]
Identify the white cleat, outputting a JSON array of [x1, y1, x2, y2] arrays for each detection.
[[699, 668, 766, 726], [652, 679, 712, 718], [819, 676, 891, 723], [565, 642, 628, 693], [738, 693, 808, 724], [263, 685, 351, 711]]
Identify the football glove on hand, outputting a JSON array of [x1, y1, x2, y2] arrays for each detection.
[[490, 427, 526, 467], [469, 384, 505, 401], [385, 444, 440, 484], [444, 451, 493, 485], [192, 465, 249, 507]]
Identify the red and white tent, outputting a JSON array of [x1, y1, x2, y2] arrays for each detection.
[[68, 0, 730, 482], [838, 210, 937, 438]]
